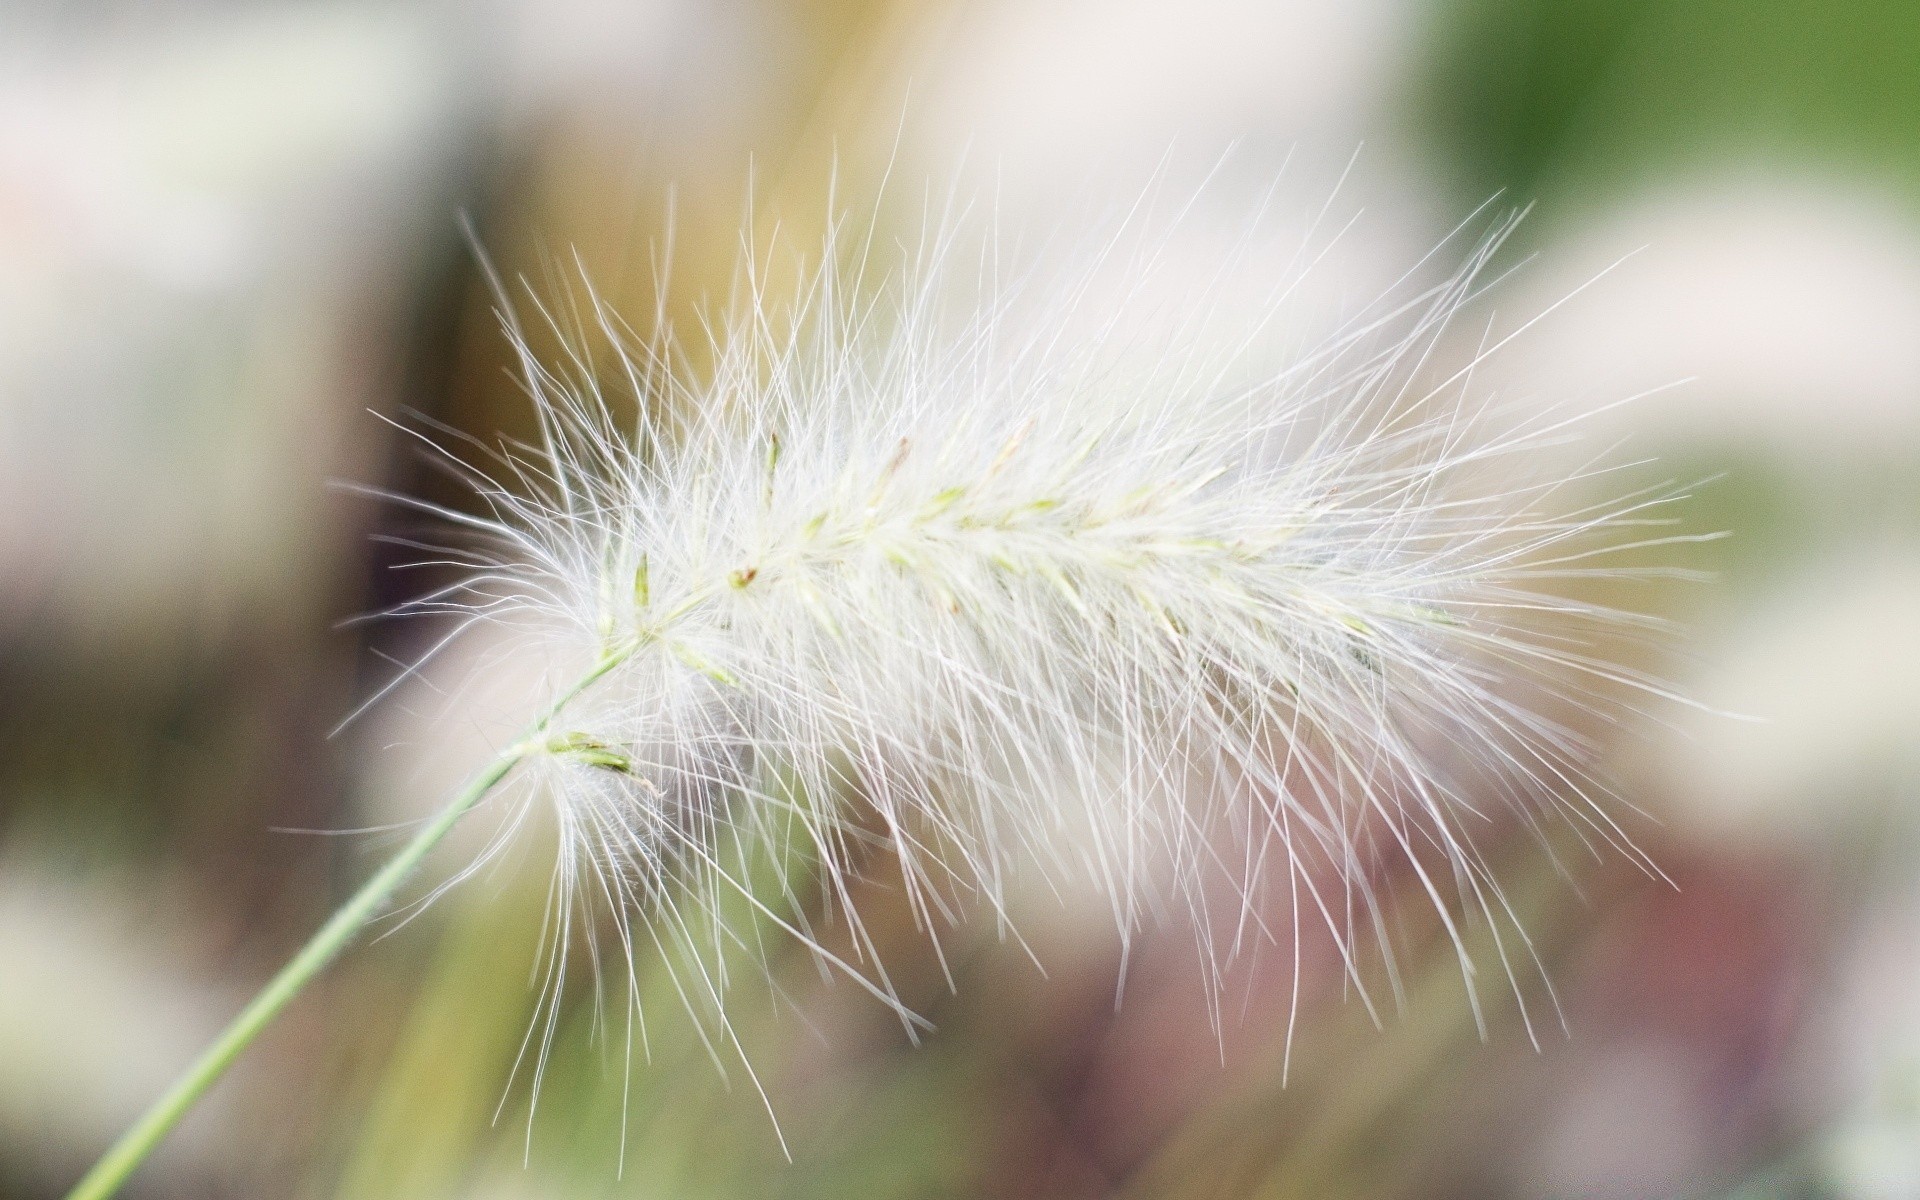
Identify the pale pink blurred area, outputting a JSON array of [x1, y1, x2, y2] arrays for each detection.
[[0, 4, 471, 642], [1488, 175, 1920, 459], [900, 0, 1449, 367], [484, 0, 789, 138], [1803, 879, 1920, 1200], [1629, 550, 1920, 846], [907, 0, 1423, 185]]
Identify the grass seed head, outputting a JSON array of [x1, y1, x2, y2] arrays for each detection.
[[374, 181, 1688, 1091]]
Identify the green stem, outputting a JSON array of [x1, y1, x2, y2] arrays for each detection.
[[64, 648, 633, 1200]]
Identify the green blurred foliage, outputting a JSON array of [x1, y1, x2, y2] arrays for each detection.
[[1423, 0, 1920, 214]]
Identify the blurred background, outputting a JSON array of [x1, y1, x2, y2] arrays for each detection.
[[4, 1, 1919, 1197]]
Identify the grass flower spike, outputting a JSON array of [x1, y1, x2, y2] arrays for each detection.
[[65, 182, 1691, 1200]]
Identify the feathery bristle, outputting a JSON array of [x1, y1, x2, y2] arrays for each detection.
[[365, 181, 1695, 1124]]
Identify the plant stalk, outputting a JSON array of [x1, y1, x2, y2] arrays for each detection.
[[63, 649, 632, 1200]]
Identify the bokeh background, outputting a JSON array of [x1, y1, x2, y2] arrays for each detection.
[[5, 1, 1920, 1197]]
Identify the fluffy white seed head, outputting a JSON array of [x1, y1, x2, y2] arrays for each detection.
[[370, 183, 1688, 1091]]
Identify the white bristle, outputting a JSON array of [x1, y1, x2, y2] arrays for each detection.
[[362, 180, 1696, 1127]]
